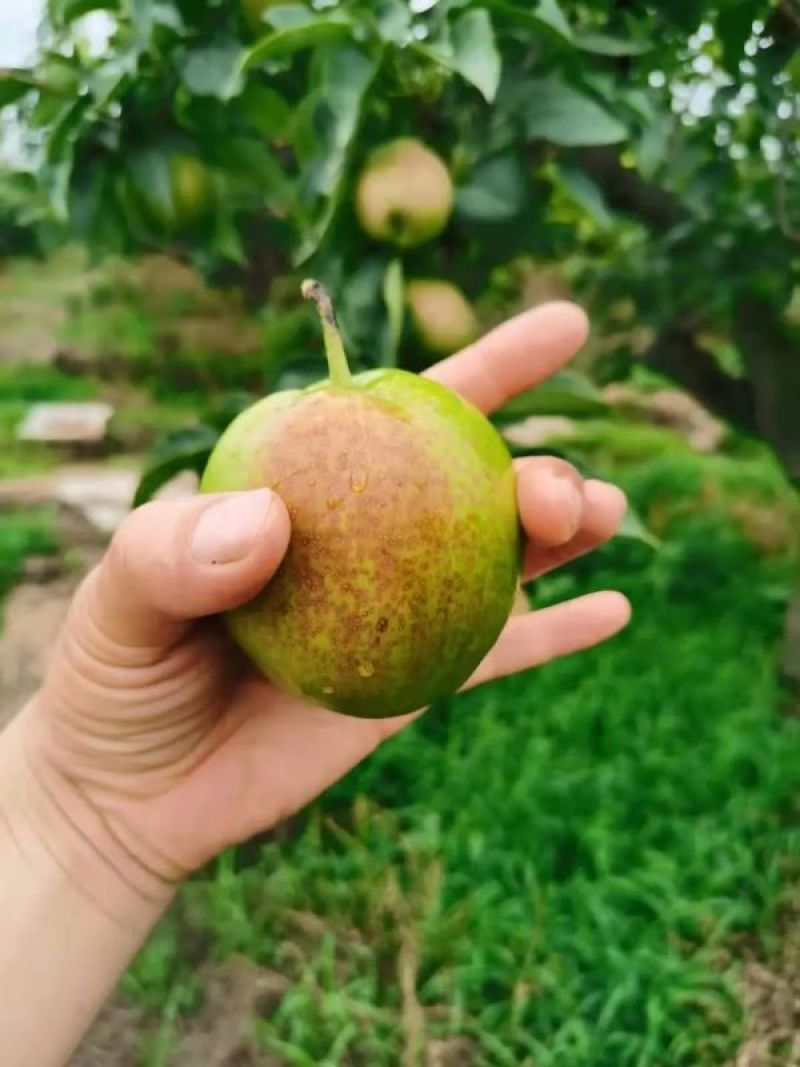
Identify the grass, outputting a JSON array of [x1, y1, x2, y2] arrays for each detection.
[[0, 507, 59, 612], [120, 453, 800, 1067], [0, 361, 205, 479]]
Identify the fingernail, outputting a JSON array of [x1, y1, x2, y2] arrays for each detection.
[[191, 491, 275, 565]]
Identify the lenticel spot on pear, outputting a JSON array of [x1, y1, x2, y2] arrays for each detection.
[[201, 281, 521, 719]]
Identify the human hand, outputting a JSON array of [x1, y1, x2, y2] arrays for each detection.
[[3, 302, 630, 915]]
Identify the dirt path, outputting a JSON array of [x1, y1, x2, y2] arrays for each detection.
[[0, 573, 91, 726], [0, 462, 200, 726], [70, 958, 290, 1067], [729, 920, 800, 1067]]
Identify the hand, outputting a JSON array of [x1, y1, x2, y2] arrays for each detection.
[[4, 302, 630, 911]]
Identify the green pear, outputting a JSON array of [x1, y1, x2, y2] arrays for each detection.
[[169, 154, 215, 229], [201, 281, 520, 719], [355, 139, 454, 249], [137, 153, 214, 233], [39, 58, 80, 96], [407, 279, 479, 356]]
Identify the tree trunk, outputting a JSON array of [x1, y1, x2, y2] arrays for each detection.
[[734, 296, 800, 483], [645, 324, 759, 435]]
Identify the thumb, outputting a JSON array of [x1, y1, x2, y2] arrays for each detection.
[[75, 489, 291, 650]]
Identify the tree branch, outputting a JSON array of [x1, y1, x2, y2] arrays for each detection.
[[570, 148, 800, 482], [574, 147, 687, 232], [735, 296, 800, 483], [776, 168, 800, 243], [775, 0, 800, 33]]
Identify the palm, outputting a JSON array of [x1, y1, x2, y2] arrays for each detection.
[[118, 665, 408, 875]]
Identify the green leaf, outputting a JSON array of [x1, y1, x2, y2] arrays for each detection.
[[0, 71, 37, 109], [383, 259, 405, 365], [129, 0, 183, 45], [374, 0, 412, 44], [133, 425, 219, 509], [42, 96, 93, 220], [212, 209, 246, 264], [617, 506, 661, 549], [148, 1, 184, 32], [37, 54, 82, 97], [47, 0, 119, 25], [293, 44, 379, 263], [486, 0, 573, 44], [636, 112, 673, 180], [555, 165, 613, 229], [69, 163, 125, 252], [241, 18, 353, 70], [787, 48, 800, 88], [89, 46, 139, 108], [262, 4, 315, 30], [492, 371, 608, 423], [288, 93, 318, 167], [181, 42, 245, 101], [338, 257, 398, 369], [128, 146, 175, 226], [260, 307, 316, 373], [523, 76, 626, 146], [450, 9, 502, 103], [420, 8, 502, 103], [0, 172, 39, 212], [239, 84, 292, 141], [533, 0, 571, 39], [455, 153, 526, 221], [575, 32, 652, 56], [220, 138, 293, 215]]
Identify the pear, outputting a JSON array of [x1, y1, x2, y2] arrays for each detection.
[[137, 153, 214, 233], [355, 139, 454, 249], [407, 279, 479, 356], [169, 154, 215, 229], [201, 281, 520, 719]]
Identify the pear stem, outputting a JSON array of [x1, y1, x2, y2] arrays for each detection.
[[302, 279, 353, 389]]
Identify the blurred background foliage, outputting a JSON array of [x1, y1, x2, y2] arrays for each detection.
[[1, 1, 800, 1065], [0, 0, 798, 474]]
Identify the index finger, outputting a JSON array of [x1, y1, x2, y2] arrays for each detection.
[[423, 300, 590, 415]]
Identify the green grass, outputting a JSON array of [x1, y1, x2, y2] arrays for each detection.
[[0, 362, 97, 404], [0, 508, 59, 610], [121, 455, 800, 1067], [0, 362, 204, 478]]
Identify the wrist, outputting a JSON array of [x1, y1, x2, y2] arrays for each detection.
[[0, 706, 174, 1067], [0, 703, 175, 933]]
